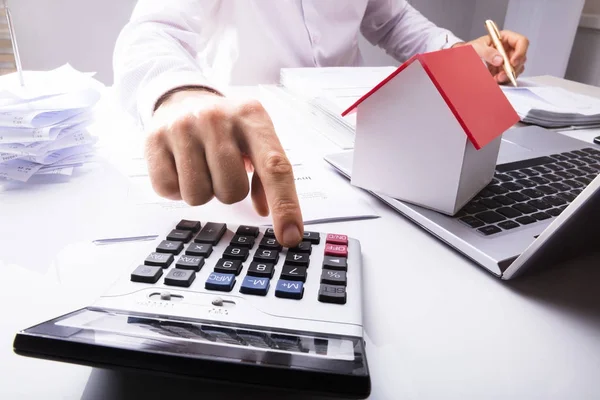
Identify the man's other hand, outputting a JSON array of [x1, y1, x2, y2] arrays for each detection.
[[146, 89, 304, 247], [455, 30, 529, 84]]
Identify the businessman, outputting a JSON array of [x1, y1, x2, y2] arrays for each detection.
[[113, 1, 529, 247]]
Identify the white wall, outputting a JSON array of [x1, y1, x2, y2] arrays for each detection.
[[565, 0, 600, 86], [10, 0, 136, 84], [504, 0, 586, 78]]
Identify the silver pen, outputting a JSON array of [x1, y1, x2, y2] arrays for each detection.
[[3, 0, 24, 86]]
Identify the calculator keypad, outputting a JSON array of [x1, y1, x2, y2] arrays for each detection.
[[133, 221, 351, 305]]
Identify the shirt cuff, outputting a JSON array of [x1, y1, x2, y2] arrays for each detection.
[[136, 70, 225, 129]]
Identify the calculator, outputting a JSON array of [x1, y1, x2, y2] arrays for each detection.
[[13, 220, 370, 399]]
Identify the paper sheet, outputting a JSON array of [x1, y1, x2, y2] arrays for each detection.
[[0, 125, 95, 159], [501, 85, 600, 127], [126, 161, 378, 226], [0, 159, 44, 181], [0, 65, 103, 182], [35, 166, 75, 176], [0, 111, 93, 144], [0, 64, 102, 103]]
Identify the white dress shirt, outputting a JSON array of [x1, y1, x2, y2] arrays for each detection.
[[113, 0, 463, 128]]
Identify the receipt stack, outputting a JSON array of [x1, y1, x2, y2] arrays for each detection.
[[0, 64, 104, 182]]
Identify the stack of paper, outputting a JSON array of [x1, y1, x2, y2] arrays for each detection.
[[279, 67, 396, 148], [0, 64, 103, 182], [501, 85, 600, 129]]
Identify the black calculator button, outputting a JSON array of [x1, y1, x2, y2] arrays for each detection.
[[176, 255, 205, 272], [214, 258, 243, 275], [156, 240, 184, 255], [247, 262, 275, 278], [131, 265, 163, 283], [185, 243, 213, 258], [264, 228, 276, 238], [176, 219, 201, 232], [289, 241, 312, 254], [280, 265, 307, 282], [321, 269, 347, 286], [205, 272, 236, 292], [236, 225, 259, 237], [230, 234, 255, 248], [323, 256, 348, 271], [259, 236, 282, 251], [301, 231, 321, 244], [318, 284, 347, 304], [285, 252, 310, 267], [254, 249, 279, 264], [144, 252, 174, 268], [166, 229, 193, 243], [240, 276, 270, 296], [164, 269, 196, 287], [223, 246, 249, 261], [194, 222, 227, 245], [275, 280, 304, 299]]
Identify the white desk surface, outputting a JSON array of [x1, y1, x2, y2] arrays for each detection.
[[1, 77, 600, 400]]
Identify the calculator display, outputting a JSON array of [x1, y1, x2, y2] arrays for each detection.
[[14, 307, 369, 387]]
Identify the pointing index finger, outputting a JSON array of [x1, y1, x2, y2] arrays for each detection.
[[234, 100, 304, 247]]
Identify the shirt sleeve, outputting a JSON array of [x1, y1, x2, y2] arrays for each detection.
[[112, 0, 222, 129], [360, 0, 464, 62]]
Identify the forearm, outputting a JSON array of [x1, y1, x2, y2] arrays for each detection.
[[361, 0, 463, 62], [113, 2, 215, 128]]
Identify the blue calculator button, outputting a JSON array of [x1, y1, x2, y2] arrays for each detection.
[[275, 280, 304, 300], [205, 272, 236, 292], [240, 276, 270, 296]]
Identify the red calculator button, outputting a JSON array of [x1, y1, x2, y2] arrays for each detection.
[[326, 234, 348, 245], [325, 244, 348, 258]]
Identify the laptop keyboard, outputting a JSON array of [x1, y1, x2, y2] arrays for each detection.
[[456, 147, 600, 236]]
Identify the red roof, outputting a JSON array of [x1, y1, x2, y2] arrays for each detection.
[[342, 45, 520, 150]]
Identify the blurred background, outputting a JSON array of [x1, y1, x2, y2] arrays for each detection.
[[2, 0, 599, 87]]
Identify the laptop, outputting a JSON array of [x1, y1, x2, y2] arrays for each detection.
[[324, 126, 600, 279]]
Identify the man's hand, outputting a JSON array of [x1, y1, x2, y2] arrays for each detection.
[[146, 89, 304, 247], [455, 30, 529, 84]]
